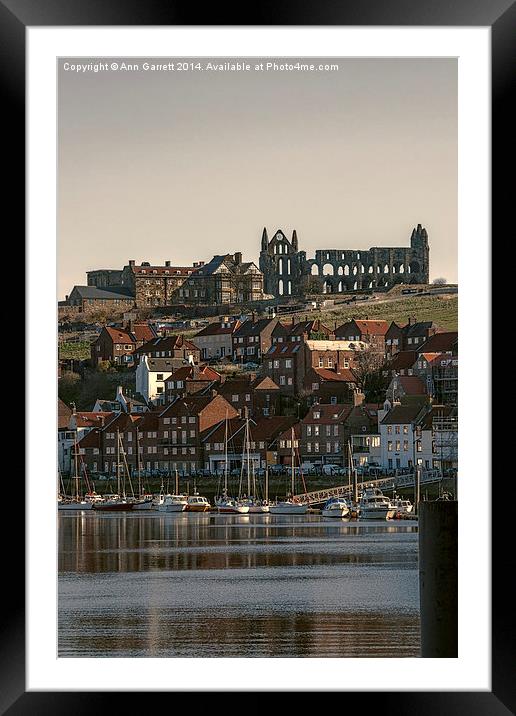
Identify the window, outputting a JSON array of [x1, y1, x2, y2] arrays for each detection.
[[313, 411, 320, 419], [326, 442, 331, 453], [388, 441, 393, 452], [387, 426, 393, 435], [189, 417, 195, 424], [307, 443, 312, 452], [314, 442, 319, 452], [314, 426, 320, 436], [395, 426, 400, 434], [395, 440, 401, 451], [318, 358, 324, 367], [326, 425, 331, 437], [232, 395, 239, 402], [334, 442, 339, 453], [403, 425, 408, 434], [403, 440, 409, 451], [274, 360, 279, 368], [287, 377, 293, 385], [327, 358, 333, 368], [268, 361, 273, 369], [279, 376, 286, 385], [245, 394, 251, 401], [181, 416, 187, 423], [156, 386, 164, 394], [190, 430, 195, 438], [307, 426, 312, 437], [330, 396, 337, 404], [416, 441, 422, 452], [312, 383, 319, 391], [157, 374, 163, 381], [285, 359, 292, 368]]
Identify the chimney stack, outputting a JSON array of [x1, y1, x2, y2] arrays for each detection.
[[353, 390, 365, 407], [234, 252, 242, 265], [165, 260, 171, 267], [129, 260, 135, 267]]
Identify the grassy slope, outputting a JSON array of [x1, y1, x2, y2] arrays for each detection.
[[315, 294, 458, 331], [58, 341, 92, 361]]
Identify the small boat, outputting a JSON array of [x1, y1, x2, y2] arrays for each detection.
[[243, 499, 270, 514], [269, 500, 307, 515], [58, 498, 93, 511], [269, 427, 308, 515], [132, 495, 155, 510], [57, 438, 93, 510], [157, 494, 188, 512], [186, 494, 211, 512], [92, 494, 135, 511], [392, 497, 413, 517], [215, 496, 250, 514], [321, 497, 350, 518], [358, 485, 396, 520]]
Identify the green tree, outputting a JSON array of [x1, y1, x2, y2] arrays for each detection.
[[58, 372, 82, 407]]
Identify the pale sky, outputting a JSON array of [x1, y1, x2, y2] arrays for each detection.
[[58, 57, 457, 299]]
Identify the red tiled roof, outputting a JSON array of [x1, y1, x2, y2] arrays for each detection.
[[58, 398, 72, 429], [74, 412, 114, 427], [194, 320, 241, 337], [131, 323, 156, 342], [388, 351, 418, 371], [396, 376, 427, 395], [311, 368, 357, 383], [104, 327, 135, 344], [418, 332, 458, 354], [302, 404, 353, 424], [353, 320, 389, 335], [252, 376, 280, 391]]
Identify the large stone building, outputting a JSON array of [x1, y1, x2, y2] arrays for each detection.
[[259, 224, 430, 298], [177, 253, 265, 305], [87, 254, 265, 307], [88, 260, 199, 307]]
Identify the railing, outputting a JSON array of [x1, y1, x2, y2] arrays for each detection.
[[293, 469, 448, 504]]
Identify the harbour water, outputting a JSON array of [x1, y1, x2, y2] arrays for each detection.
[[58, 511, 420, 657]]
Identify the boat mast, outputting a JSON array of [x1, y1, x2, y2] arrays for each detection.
[[265, 462, 269, 503], [224, 410, 228, 497], [291, 427, 295, 496], [73, 431, 79, 501], [116, 428, 121, 497], [246, 409, 251, 497], [136, 426, 142, 497], [175, 469, 179, 495]]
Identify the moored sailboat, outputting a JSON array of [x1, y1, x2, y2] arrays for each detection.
[[269, 428, 308, 515]]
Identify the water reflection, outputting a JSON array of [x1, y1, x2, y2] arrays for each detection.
[[58, 512, 420, 657]]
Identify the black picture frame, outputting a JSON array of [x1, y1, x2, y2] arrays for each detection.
[[5, 0, 505, 711]]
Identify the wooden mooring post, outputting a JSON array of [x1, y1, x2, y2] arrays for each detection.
[[418, 500, 458, 657]]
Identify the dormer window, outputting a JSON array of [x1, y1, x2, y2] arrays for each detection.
[[313, 411, 320, 419]]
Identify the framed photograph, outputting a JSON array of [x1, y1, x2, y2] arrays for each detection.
[[4, 0, 505, 710]]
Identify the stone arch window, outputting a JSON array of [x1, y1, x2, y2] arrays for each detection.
[[410, 260, 420, 274], [399, 264, 405, 274], [287, 258, 291, 274], [384, 264, 389, 273], [368, 265, 374, 274], [407, 264, 411, 273], [338, 280, 343, 292], [323, 279, 333, 294], [278, 257, 284, 274], [361, 265, 365, 273], [311, 264, 319, 276], [326, 252, 330, 260], [368, 280, 374, 288], [344, 265, 350, 276], [353, 265, 358, 275], [323, 263, 334, 276], [377, 266, 381, 274], [287, 280, 292, 295], [353, 281, 358, 291], [337, 265, 344, 275], [278, 279, 284, 295], [392, 265, 397, 273], [279, 243, 284, 254]]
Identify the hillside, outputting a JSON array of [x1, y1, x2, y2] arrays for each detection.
[[314, 293, 458, 331]]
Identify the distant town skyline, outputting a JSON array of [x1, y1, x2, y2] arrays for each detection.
[[58, 57, 457, 299]]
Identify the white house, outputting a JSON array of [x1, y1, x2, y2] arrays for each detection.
[[378, 399, 429, 471], [136, 355, 174, 403]]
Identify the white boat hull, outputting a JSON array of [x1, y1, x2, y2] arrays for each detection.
[[359, 507, 396, 520], [158, 503, 186, 512], [132, 500, 154, 511], [58, 501, 93, 511], [322, 507, 349, 518], [248, 505, 270, 513], [269, 503, 307, 515]]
